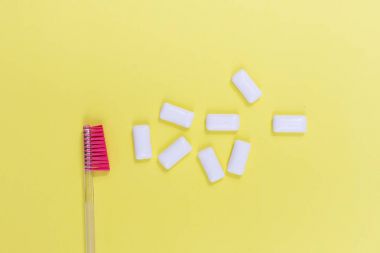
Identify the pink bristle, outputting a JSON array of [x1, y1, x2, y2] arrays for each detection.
[[83, 125, 110, 171]]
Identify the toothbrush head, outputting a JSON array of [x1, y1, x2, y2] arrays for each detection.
[[83, 125, 110, 171]]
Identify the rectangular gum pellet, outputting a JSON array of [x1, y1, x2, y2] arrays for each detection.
[[159, 102, 194, 128], [232, 69, 262, 104], [197, 147, 225, 183], [132, 125, 152, 160], [206, 114, 240, 131], [158, 137, 192, 169], [227, 140, 251, 176], [273, 115, 307, 133]]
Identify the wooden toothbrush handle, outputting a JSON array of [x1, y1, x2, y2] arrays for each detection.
[[84, 170, 95, 253]]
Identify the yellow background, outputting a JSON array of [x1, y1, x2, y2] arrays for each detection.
[[0, 0, 379, 252]]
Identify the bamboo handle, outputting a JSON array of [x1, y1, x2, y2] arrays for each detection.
[[84, 170, 95, 253]]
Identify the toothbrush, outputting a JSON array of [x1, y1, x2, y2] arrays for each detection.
[[83, 125, 110, 253]]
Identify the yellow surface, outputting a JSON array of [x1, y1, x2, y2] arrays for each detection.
[[0, 1, 379, 252]]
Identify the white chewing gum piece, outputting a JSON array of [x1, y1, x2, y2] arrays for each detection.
[[273, 115, 307, 133], [206, 114, 240, 131], [198, 147, 225, 183], [159, 102, 194, 128], [232, 69, 262, 104], [132, 124, 152, 160], [158, 137, 192, 169], [227, 140, 251, 176]]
